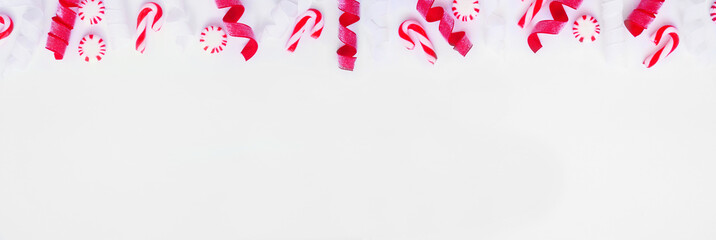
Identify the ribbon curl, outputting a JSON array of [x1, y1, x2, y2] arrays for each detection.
[[417, 0, 472, 56], [624, 0, 665, 37], [46, 0, 81, 60], [216, 0, 258, 61], [527, 0, 582, 53], [338, 0, 359, 71]]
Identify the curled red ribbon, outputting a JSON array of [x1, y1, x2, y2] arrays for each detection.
[[215, 0, 257, 61], [527, 0, 582, 53], [416, 0, 472, 56], [46, 0, 80, 60], [624, 0, 665, 37], [338, 0, 359, 71]]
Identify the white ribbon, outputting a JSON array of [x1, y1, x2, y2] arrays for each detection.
[[678, 0, 716, 64], [259, 0, 300, 41], [1, 0, 45, 77], [164, 0, 195, 51], [601, 0, 627, 65], [366, 0, 390, 62], [104, 0, 132, 50]]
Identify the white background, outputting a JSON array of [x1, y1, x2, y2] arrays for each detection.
[[1, 0, 716, 239]]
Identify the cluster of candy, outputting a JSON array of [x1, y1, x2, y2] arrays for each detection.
[[0, 0, 712, 70]]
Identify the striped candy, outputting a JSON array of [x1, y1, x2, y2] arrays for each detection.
[[215, 0, 258, 61], [78, 34, 106, 62], [0, 14, 13, 41], [518, 0, 543, 28], [452, 0, 480, 22], [572, 15, 600, 42], [527, 0, 583, 53], [200, 26, 227, 54], [338, 0, 359, 71], [78, 0, 105, 25], [398, 20, 437, 64], [711, 0, 716, 23], [135, 2, 164, 54], [643, 25, 679, 68], [287, 9, 324, 53], [46, 0, 81, 60]]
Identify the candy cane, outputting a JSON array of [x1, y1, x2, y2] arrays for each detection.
[[46, 0, 81, 60], [527, 0, 583, 53], [417, 0, 472, 56], [286, 9, 324, 52], [643, 25, 679, 68], [398, 20, 437, 64], [624, 0, 666, 37], [215, 0, 258, 61], [338, 0, 359, 71], [0, 14, 13, 41], [518, 0, 543, 28], [135, 2, 164, 54]]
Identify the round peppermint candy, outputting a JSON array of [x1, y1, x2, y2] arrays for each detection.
[[452, 0, 480, 22], [572, 15, 600, 43], [78, 34, 106, 63], [78, 0, 105, 25], [199, 26, 227, 54]]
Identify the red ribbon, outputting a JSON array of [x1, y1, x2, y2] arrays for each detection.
[[527, 0, 582, 53], [46, 0, 80, 60], [624, 0, 665, 37], [338, 0, 359, 71], [215, 0, 257, 61], [416, 0, 472, 56]]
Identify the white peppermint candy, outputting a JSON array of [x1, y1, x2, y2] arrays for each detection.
[[199, 26, 227, 54], [573, 15, 600, 43], [452, 0, 479, 22], [78, 0, 105, 25], [78, 34, 106, 63]]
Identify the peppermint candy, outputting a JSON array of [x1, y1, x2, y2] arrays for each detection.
[[136, 2, 164, 54], [78, 34, 106, 63], [398, 20, 437, 64], [79, 0, 105, 25], [643, 25, 679, 68], [518, 0, 543, 28], [0, 14, 13, 41], [287, 9, 324, 53], [199, 26, 227, 54], [572, 15, 600, 42], [452, 0, 480, 22]]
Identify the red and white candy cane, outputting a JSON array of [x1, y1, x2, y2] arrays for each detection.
[[398, 20, 437, 64], [287, 9, 324, 53], [0, 14, 13, 41], [417, 0, 472, 56], [215, 0, 258, 61], [643, 25, 679, 68], [518, 0, 543, 28], [527, 0, 583, 53], [338, 0, 359, 71], [135, 2, 164, 54], [46, 0, 81, 60], [624, 0, 666, 37]]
